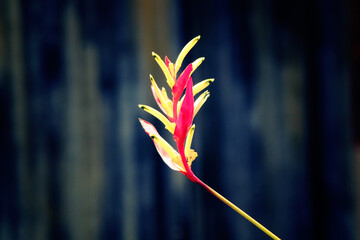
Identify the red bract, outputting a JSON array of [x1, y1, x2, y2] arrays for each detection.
[[174, 78, 194, 146], [172, 64, 193, 121], [165, 56, 175, 79], [165, 56, 170, 66], [174, 78, 197, 181]]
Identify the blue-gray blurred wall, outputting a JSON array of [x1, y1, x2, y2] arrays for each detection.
[[1, 0, 359, 239]]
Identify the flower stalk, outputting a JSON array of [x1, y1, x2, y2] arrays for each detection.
[[195, 177, 281, 240], [139, 35, 281, 240]]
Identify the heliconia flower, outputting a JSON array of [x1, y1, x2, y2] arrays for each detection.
[[138, 36, 281, 240], [139, 36, 212, 180]]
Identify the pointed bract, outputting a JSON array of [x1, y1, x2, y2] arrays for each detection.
[[177, 78, 214, 112], [194, 91, 210, 118], [171, 64, 193, 121], [172, 64, 193, 100], [174, 78, 194, 146], [175, 35, 201, 74], [165, 56, 175, 78], [139, 118, 185, 171], [190, 57, 205, 75], [193, 78, 214, 96], [138, 104, 175, 133], [150, 75, 172, 119], [185, 124, 195, 157], [152, 52, 175, 87]]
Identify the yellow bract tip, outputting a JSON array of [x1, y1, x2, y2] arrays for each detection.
[[175, 36, 201, 74], [193, 78, 214, 96], [185, 124, 196, 158], [152, 52, 175, 88], [193, 91, 210, 117], [139, 104, 175, 133], [191, 57, 205, 75]]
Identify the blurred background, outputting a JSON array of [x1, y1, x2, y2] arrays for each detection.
[[1, 0, 359, 239]]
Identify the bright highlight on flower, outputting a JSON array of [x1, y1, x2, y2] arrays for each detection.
[[138, 36, 281, 240]]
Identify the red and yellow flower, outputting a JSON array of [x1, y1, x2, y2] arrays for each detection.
[[138, 36, 213, 182]]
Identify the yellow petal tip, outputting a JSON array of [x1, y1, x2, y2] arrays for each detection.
[[152, 52, 159, 58]]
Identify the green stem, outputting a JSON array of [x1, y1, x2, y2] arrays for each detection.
[[177, 139, 280, 239], [195, 178, 281, 240]]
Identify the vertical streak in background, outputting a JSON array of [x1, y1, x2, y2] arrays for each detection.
[[118, 4, 139, 238], [118, 57, 138, 240], [251, 2, 291, 238], [63, 5, 82, 238], [133, 0, 176, 239], [8, 0, 29, 239], [134, 0, 155, 90], [215, 6, 249, 239], [117, 3, 138, 240], [134, 0, 173, 96], [82, 45, 104, 240], [63, 4, 103, 240]]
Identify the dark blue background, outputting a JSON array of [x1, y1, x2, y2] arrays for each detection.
[[1, 0, 359, 239]]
